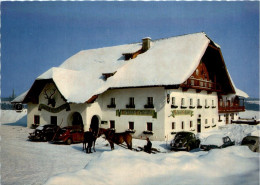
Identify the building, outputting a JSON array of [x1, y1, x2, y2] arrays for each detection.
[[13, 32, 248, 141]]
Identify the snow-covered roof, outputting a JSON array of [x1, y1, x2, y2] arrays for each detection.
[[21, 32, 247, 103], [11, 91, 28, 103], [48, 32, 210, 103]]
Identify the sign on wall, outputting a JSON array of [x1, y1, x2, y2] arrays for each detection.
[[170, 110, 193, 118], [116, 109, 157, 119], [38, 103, 70, 113]]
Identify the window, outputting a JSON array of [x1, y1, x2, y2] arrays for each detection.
[[51, 116, 57, 125], [126, 97, 135, 108], [107, 98, 116, 108], [110, 120, 115, 129], [205, 119, 208, 124], [148, 97, 153, 105], [212, 100, 214, 106], [205, 99, 209, 108], [129, 122, 134, 130], [190, 99, 193, 106], [230, 113, 234, 120], [172, 122, 175, 130], [212, 118, 214, 124], [197, 99, 202, 108], [111, 98, 115, 105], [181, 98, 185, 106], [147, 122, 153, 131], [171, 97, 178, 108], [181, 121, 184, 129], [130, 97, 134, 106], [145, 97, 154, 108], [190, 121, 193, 128], [172, 97, 176, 105], [34, 115, 40, 125]]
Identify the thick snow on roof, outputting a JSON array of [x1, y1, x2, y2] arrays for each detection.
[[37, 67, 106, 103], [11, 91, 28, 103], [97, 33, 209, 94], [47, 32, 210, 103], [25, 32, 245, 103]]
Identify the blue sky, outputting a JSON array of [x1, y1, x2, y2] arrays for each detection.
[[1, 1, 259, 98]]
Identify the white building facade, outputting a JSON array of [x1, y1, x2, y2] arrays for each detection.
[[13, 32, 248, 141]]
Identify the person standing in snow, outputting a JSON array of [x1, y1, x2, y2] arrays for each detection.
[[144, 137, 152, 153], [86, 128, 94, 154]]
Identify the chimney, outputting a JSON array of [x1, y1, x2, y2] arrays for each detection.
[[142, 37, 151, 52]]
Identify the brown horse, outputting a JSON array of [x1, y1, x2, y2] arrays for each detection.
[[100, 128, 132, 150]]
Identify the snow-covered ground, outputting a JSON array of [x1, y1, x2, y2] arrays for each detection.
[[1, 109, 259, 185]]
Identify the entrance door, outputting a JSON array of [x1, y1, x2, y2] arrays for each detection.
[[90, 115, 99, 135], [197, 119, 201, 133], [71, 112, 83, 128]]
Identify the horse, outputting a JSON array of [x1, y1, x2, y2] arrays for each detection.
[[82, 127, 107, 152], [101, 128, 132, 150]]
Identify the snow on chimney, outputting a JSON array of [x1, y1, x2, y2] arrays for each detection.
[[142, 37, 151, 52]]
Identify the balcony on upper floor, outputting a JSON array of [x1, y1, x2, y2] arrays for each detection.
[[181, 78, 221, 93], [218, 100, 245, 113]]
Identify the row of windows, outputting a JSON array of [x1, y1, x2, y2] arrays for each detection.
[[34, 115, 57, 125], [172, 118, 215, 130], [109, 119, 216, 132], [109, 120, 153, 131], [108, 96, 215, 108], [172, 97, 215, 107], [107, 97, 154, 108]]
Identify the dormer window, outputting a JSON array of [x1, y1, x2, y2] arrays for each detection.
[[102, 72, 116, 80], [123, 53, 133, 60]]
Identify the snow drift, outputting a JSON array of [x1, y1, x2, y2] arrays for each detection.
[[45, 146, 259, 185]]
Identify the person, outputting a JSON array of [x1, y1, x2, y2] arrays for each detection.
[[86, 128, 94, 154], [144, 137, 152, 153]]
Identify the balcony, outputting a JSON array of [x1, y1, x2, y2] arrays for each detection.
[[218, 105, 245, 113], [181, 78, 221, 92]]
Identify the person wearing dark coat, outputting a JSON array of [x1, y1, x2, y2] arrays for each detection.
[[144, 137, 152, 153], [86, 128, 94, 154]]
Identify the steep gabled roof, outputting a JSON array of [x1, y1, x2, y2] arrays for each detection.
[[19, 32, 247, 104]]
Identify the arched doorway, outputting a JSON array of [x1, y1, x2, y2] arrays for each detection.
[[90, 115, 99, 135], [69, 112, 83, 128]]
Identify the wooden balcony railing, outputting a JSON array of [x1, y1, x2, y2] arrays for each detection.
[[218, 105, 245, 113], [181, 78, 221, 92]]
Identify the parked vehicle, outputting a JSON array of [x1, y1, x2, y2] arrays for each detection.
[[53, 126, 84, 145], [200, 134, 235, 151], [170, 132, 200, 151], [28, 124, 60, 141], [241, 136, 259, 153]]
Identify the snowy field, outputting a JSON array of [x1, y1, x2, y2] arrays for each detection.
[[1, 109, 259, 185]]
